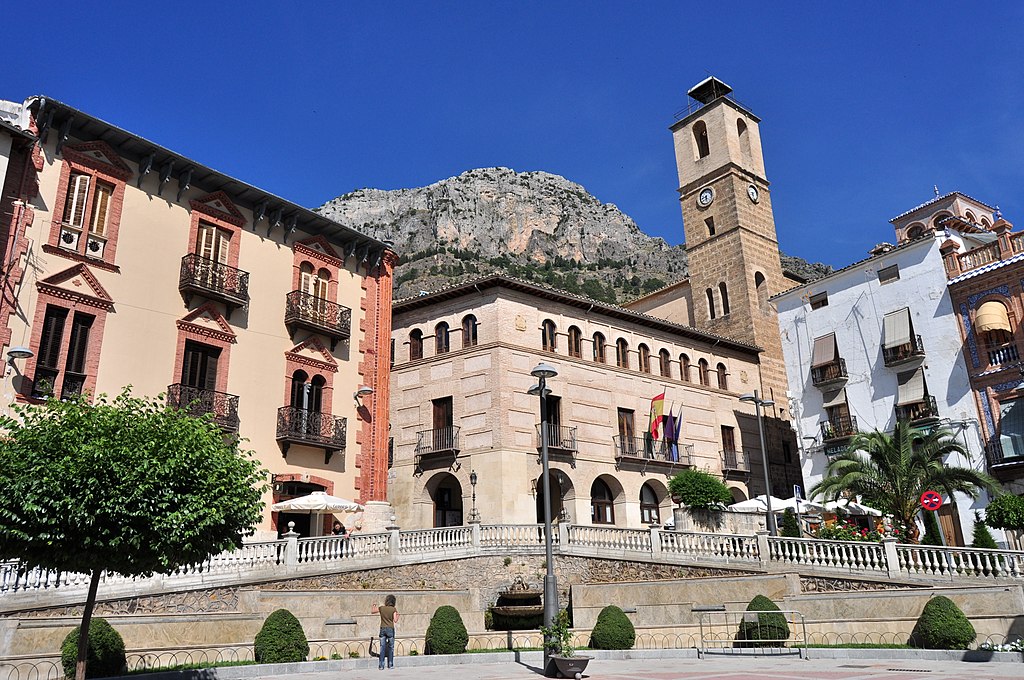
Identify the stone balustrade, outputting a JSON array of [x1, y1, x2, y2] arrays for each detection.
[[3, 525, 1024, 613]]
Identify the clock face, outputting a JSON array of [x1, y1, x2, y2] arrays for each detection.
[[747, 184, 760, 203], [697, 187, 715, 207]]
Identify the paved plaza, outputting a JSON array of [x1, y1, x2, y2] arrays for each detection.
[[253, 656, 1024, 680]]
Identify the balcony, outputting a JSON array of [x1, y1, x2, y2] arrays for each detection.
[[535, 424, 578, 468], [276, 406, 347, 463], [179, 254, 250, 318], [883, 334, 926, 367], [284, 291, 351, 351], [415, 426, 460, 473], [984, 441, 1024, 478], [167, 383, 240, 432], [613, 435, 694, 475], [811, 359, 848, 389], [987, 343, 1020, 368], [721, 449, 750, 474], [820, 414, 858, 442], [895, 395, 939, 424]]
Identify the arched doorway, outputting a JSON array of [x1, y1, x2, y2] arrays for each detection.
[[730, 486, 749, 503], [425, 472, 464, 527]]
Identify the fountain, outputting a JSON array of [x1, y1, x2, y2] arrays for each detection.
[[489, 575, 545, 630]]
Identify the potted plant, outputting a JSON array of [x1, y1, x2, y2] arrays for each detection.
[[541, 610, 590, 679]]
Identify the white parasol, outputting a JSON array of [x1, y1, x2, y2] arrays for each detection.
[[775, 497, 828, 514], [271, 491, 363, 513], [824, 498, 882, 516], [728, 495, 789, 512]]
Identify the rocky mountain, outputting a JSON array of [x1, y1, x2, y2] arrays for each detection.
[[316, 167, 830, 303]]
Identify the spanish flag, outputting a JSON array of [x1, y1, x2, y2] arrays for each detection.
[[649, 391, 666, 440]]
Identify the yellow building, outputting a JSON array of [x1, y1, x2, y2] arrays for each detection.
[[0, 97, 396, 538]]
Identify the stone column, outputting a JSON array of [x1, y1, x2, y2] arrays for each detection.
[[282, 523, 299, 568], [755, 530, 771, 572], [650, 527, 662, 557], [881, 537, 901, 579]]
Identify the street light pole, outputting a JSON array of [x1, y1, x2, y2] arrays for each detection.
[[468, 469, 480, 523], [530, 362, 558, 671], [740, 390, 778, 536]]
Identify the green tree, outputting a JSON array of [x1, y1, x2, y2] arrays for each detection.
[[810, 421, 999, 543], [983, 494, 1024, 531], [780, 508, 801, 538], [668, 470, 732, 510], [0, 390, 266, 680], [970, 511, 998, 549], [921, 510, 944, 546]]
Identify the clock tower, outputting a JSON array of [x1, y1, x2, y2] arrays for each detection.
[[671, 77, 802, 497]]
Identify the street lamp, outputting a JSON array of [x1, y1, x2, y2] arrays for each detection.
[[739, 390, 778, 536], [468, 469, 481, 523], [530, 361, 558, 670]]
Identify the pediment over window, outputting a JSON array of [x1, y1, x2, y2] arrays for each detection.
[[190, 191, 246, 227], [177, 302, 237, 343], [63, 142, 132, 180], [36, 264, 114, 310], [285, 336, 338, 372], [295, 235, 342, 266]]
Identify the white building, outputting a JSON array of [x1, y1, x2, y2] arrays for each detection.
[[774, 229, 999, 546]]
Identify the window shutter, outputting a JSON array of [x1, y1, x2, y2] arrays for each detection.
[[203, 350, 219, 392], [64, 313, 94, 374], [89, 183, 113, 236], [63, 174, 90, 227], [197, 224, 216, 261], [38, 307, 68, 369], [215, 230, 230, 264], [309, 378, 324, 414]]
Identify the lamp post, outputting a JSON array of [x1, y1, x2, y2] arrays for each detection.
[[468, 469, 480, 523], [530, 362, 558, 670], [740, 390, 778, 536]]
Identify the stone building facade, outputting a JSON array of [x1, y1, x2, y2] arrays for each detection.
[[389, 275, 773, 529], [0, 97, 395, 538]]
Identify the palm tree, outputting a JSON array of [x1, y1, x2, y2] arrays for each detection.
[[810, 421, 1000, 543]]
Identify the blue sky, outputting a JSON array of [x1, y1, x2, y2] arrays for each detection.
[[5, 2, 1022, 268]]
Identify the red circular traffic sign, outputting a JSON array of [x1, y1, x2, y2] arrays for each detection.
[[920, 490, 943, 511]]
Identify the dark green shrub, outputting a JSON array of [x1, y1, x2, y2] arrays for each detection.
[[984, 494, 1024, 531], [921, 510, 943, 546], [971, 511, 998, 549], [589, 605, 635, 650], [425, 605, 468, 655], [736, 595, 790, 647], [780, 508, 801, 538], [909, 596, 975, 649], [61, 618, 127, 679], [254, 609, 309, 663], [668, 470, 732, 509]]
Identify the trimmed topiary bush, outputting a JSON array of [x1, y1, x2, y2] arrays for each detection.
[[254, 609, 309, 663], [780, 508, 801, 537], [589, 605, 635, 650], [425, 605, 469, 655], [909, 596, 975, 649], [971, 511, 998, 549], [61, 618, 127, 679], [668, 469, 732, 509], [921, 510, 943, 546], [984, 494, 1024, 531], [736, 595, 790, 648]]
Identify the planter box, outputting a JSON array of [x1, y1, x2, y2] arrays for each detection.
[[549, 654, 591, 678]]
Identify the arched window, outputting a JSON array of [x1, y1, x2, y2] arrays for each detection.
[[906, 223, 925, 240], [680, 354, 691, 382], [591, 478, 615, 524], [965, 210, 977, 224], [542, 319, 557, 353], [692, 120, 710, 159], [640, 483, 660, 525], [616, 339, 629, 369], [754, 271, 769, 312], [409, 329, 423, 360], [706, 288, 717, 319], [638, 344, 651, 373], [981, 217, 991, 228], [716, 362, 728, 390], [736, 118, 751, 159], [289, 370, 324, 435], [719, 282, 730, 316], [593, 332, 606, 363], [659, 349, 671, 378], [289, 369, 309, 410], [435, 322, 450, 354], [568, 326, 582, 358], [300, 263, 331, 321], [698, 358, 710, 386], [461, 315, 478, 348], [932, 213, 951, 232]]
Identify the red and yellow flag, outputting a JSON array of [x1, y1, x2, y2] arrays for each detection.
[[649, 391, 666, 440]]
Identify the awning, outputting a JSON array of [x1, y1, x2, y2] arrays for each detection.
[[976, 300, 1011, 333], [883, 308, 912, 348], [896, 368, 926, 405], [822, 387, 847, 409], [811, 333, 837, 367]]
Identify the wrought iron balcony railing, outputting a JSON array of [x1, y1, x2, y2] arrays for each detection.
[[284, 291, 351, 350], [178, 254, 250, 315], [883, 334, 926, 367], [721, 449, 750, 473], [416, 426, 460, 457], [811, 358, 848, 388], [534, 424, 578, 452], [276, 406, 347, 463], [820, 414, 858, 442], [613, 435, 694, 470], [894, 395, 939, 424], [985, 440, 1024, 469], [167, 383, 240, 431]]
